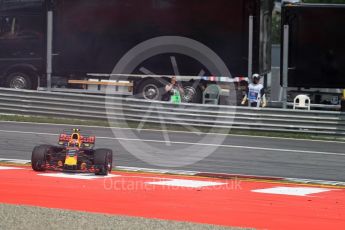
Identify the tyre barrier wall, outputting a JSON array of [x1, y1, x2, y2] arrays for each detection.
[[0, 88, 344, 136]]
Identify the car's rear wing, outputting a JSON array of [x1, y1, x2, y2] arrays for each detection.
[[58, 129, 96, 146]]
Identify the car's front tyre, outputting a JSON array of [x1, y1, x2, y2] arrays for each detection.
[[31, 145, 52, 171], [94, 149, 113, 176]]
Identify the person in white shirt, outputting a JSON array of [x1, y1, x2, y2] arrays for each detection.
[[241, 74, 267, 107]]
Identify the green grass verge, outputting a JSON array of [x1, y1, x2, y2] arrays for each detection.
[[0, 114, 109, 127], [0, 114, 344, 142]]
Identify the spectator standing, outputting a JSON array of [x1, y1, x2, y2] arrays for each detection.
[[162, 77, 184, 104], [241, 73, 267, 108], [341, 89, 345, 112]]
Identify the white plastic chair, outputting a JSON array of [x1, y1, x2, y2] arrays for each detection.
[[293, 95, 311, 110], [203, 85, 221, 104]]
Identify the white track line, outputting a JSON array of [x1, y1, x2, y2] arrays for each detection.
[[0, 129, 344, 157], [252, 187, 333, 196], [0, 158, 31, 164], [146, 179, 226, 188], [0, 166, 24, 170], [1, 159, 345, 186], [38, 173, 119, 180]]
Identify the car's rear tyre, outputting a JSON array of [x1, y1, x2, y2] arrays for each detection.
[[94, 149, 113, 176], [31, 145, 52, 171]]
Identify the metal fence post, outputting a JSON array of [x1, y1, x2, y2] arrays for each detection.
[[46, 10, 53, 91], [282, 25, 289, 109], [248, 16, 254, 79]]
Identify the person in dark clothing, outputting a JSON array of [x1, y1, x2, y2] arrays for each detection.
[[162, 77, 184, 103]]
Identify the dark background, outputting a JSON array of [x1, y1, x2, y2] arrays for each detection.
[[282, 4, 345, 88]]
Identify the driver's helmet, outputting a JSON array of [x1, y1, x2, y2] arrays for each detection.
[[68, 139, 79, 148]]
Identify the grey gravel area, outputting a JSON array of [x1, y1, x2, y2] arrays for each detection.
[[0, 203, 251, 230]]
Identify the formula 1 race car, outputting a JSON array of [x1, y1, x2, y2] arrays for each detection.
[[31, 129, 113, 175]]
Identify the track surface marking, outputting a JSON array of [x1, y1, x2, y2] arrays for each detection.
[[0, 167, 344, 229]]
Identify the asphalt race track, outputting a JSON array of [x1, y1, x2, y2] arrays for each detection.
[[0, 121, 344, 181]]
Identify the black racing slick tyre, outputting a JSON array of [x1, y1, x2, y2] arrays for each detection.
[[94, 149, 113, 176], [31, 145, 52, 171]]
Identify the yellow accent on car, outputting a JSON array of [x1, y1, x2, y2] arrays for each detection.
[[65, 156, 77, 166]]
